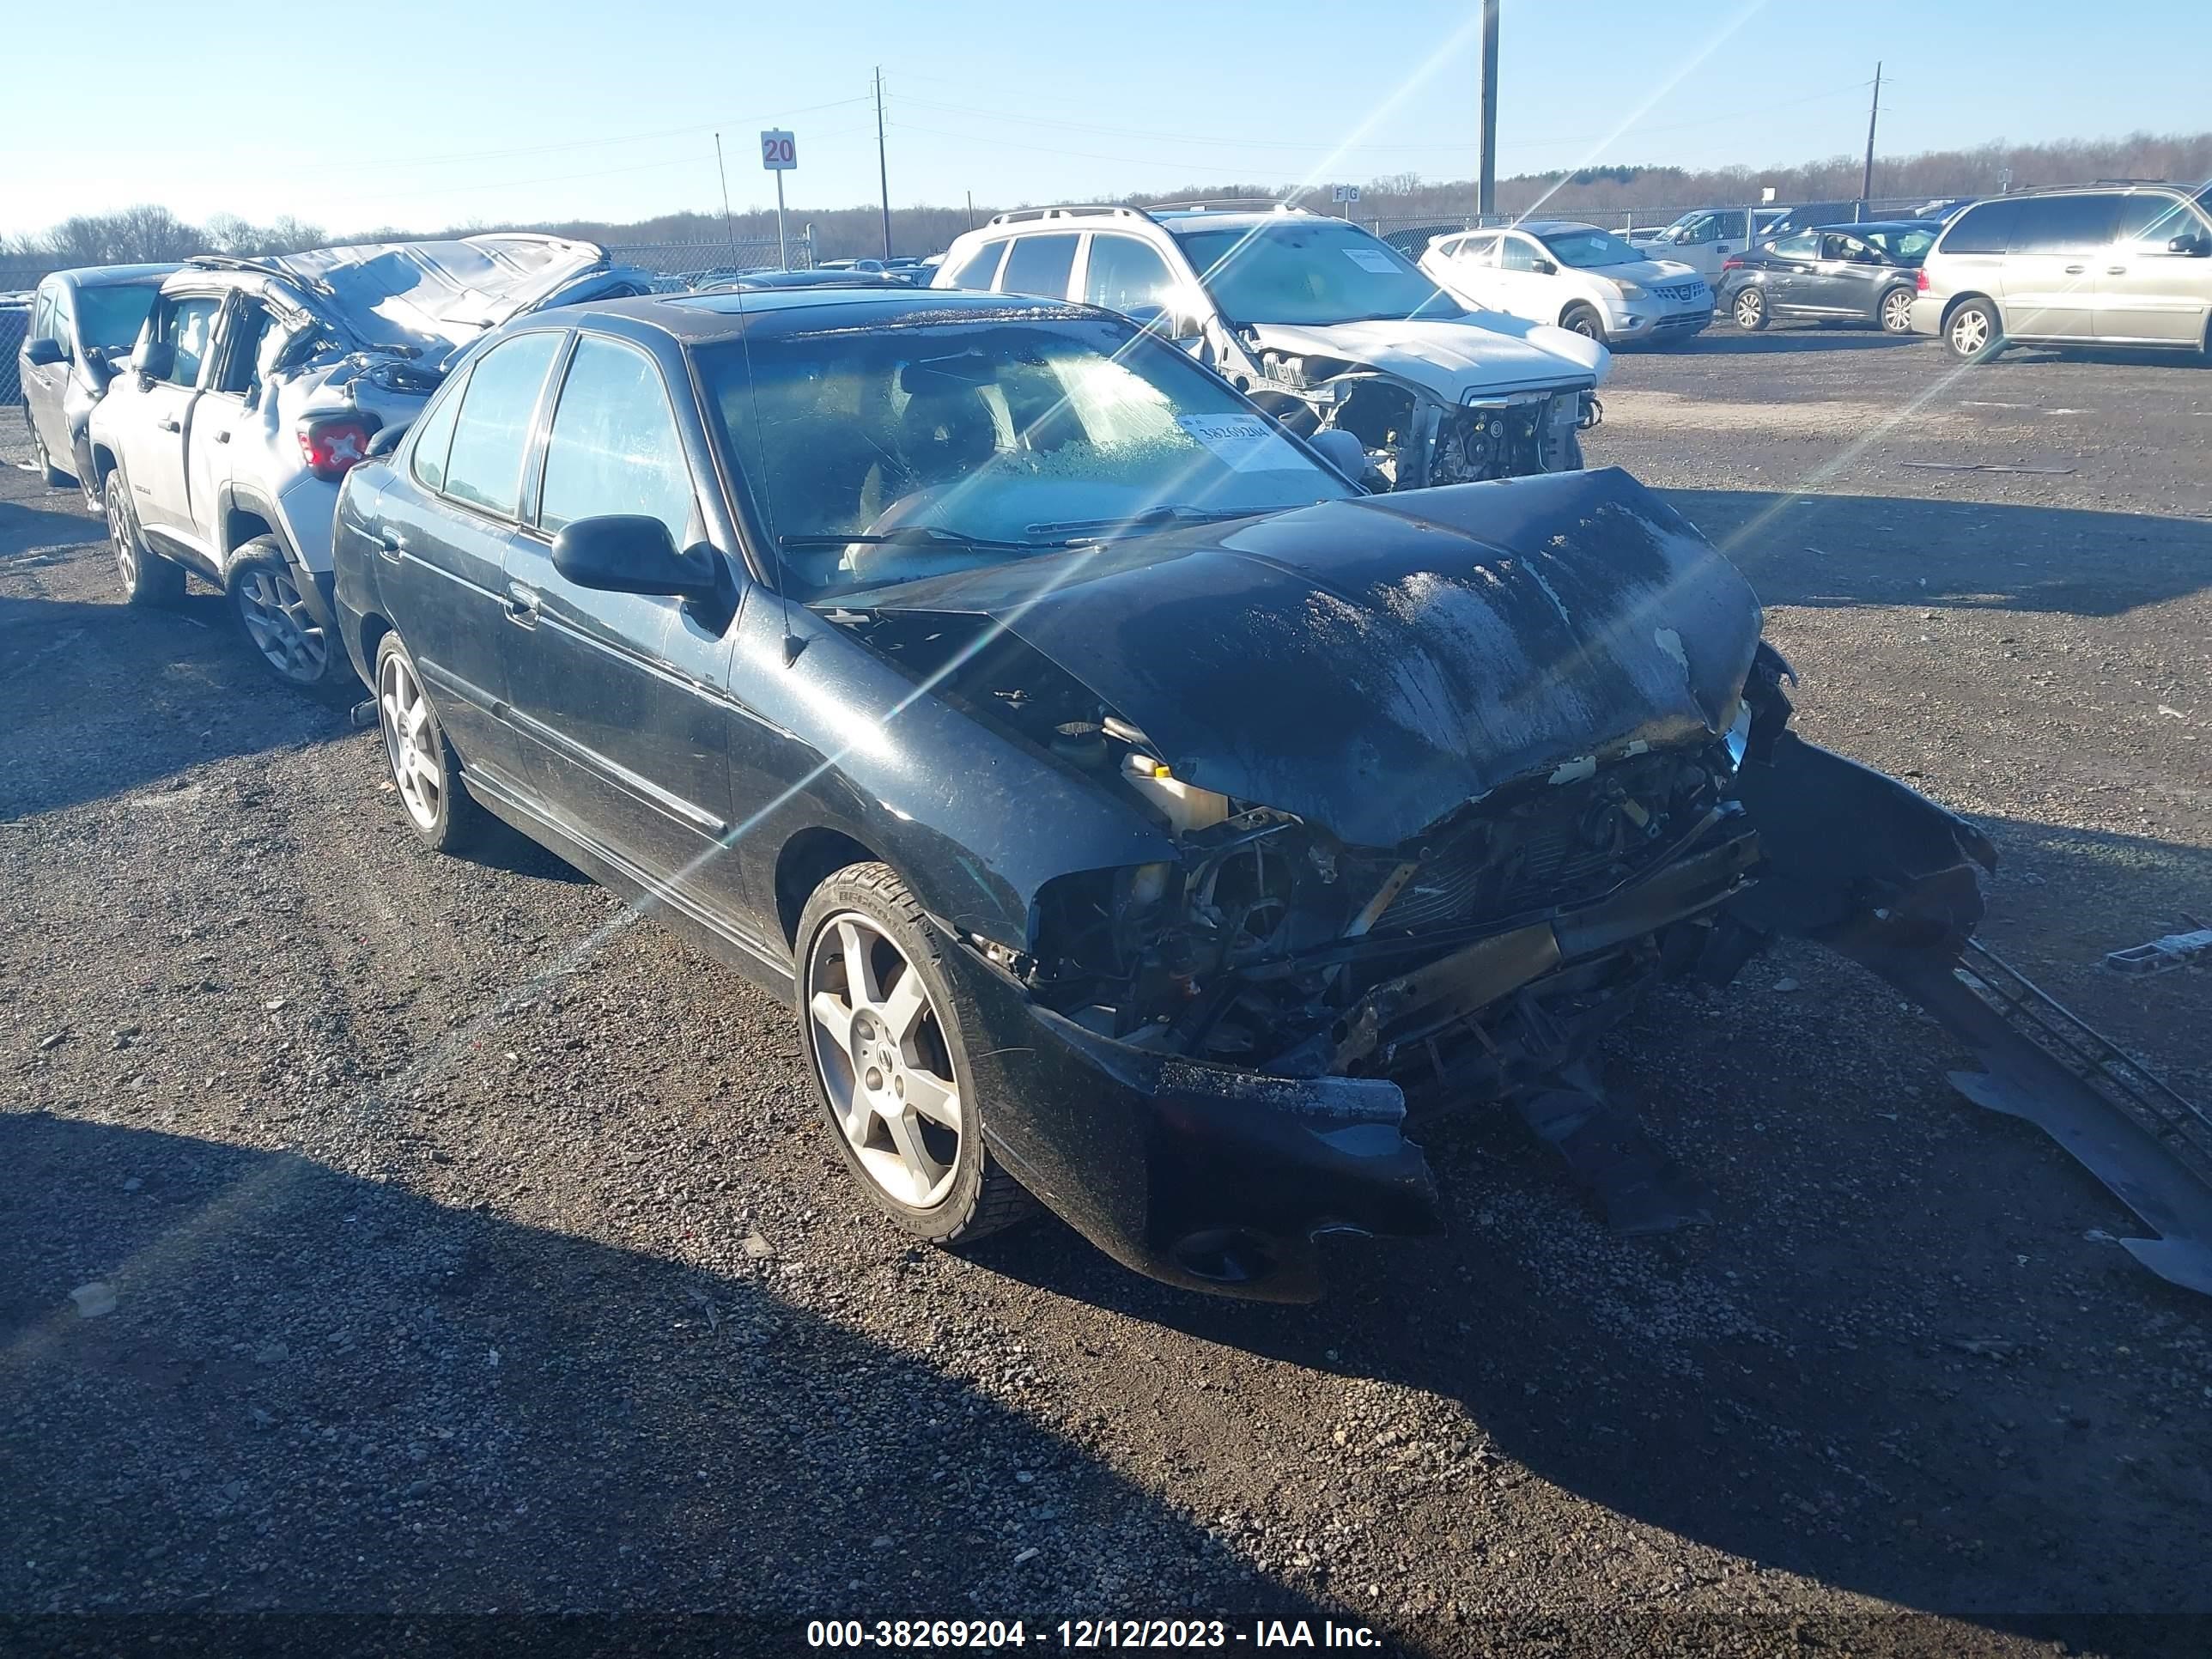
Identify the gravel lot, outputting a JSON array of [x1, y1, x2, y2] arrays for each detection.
[[4, 327, 2210, 1656]]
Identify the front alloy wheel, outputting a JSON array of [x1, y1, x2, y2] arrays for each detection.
[[107, 474, 184, 608], [795, 862, 1032, 1246], [808, 910, 965, 1209]]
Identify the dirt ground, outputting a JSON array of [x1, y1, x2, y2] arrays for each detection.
[[3, 325, 2209, 1657]]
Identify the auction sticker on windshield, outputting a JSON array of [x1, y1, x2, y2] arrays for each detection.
[[1173, 413, 1304, 471], [1343, 247, 1401, 274]]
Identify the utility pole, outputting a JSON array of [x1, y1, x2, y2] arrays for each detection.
[[1476, 0, 1499, 222], [874, 66, 893, 260], [1860, 62, 1882, 214], [713, 132, 737, 252]]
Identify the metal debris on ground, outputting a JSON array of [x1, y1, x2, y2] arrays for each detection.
[[2105, 921, 2212, 976]]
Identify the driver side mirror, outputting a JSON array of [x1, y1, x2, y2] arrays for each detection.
[[1127, 302, 1203, 347], [24, 337, 64, 368], [365, 423, 408, 461], [1531, 257, 1558, 276], [134, 342, 174, 386], [550, 514, 720, 603], [2169, 233, 2210, 257]]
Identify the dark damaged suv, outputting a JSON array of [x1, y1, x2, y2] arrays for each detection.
[[331, 286, 2000, 1299]]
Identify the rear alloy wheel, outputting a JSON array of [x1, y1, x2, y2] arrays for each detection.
[[1559, 303, 1607, 344], [106, 471, 185, 608], [1732, 287, 1769, 331], [374, 631, 483, 853], [1879, 286, 1916, 334], [797, 862, 1032, 1246], [1947, 298, 2002, 362], [228, 539, 348, 696]]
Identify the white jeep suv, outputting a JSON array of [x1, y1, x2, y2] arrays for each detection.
[[933, 204, 1607, 490], [88, 235, 652, 693]]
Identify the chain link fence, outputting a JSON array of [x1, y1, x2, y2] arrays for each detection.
[[606, 231, 817, 287], [1364, 197, 1950, 255]]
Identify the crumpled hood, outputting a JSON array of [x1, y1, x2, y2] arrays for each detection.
[[269, 234, 641, 364], [1248, 313, 1610, 398], [841, 467, 1761, 847]]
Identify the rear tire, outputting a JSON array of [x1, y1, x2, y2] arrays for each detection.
[[228, 540, 352, 698], [374, 630, 485, 854], [1946, 298, 2003, 362], [27, 412, 70, 489], [1559, 303, 1607, 344], [796, 861, 1035, 1249], [1731, 287, 1769, 331], [106, 471, 185, 609], [1878, 285, 1916, 334]]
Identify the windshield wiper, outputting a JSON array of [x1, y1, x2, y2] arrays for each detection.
[[778, 526, 1042, 554], [1023, 504, 1261, 541]]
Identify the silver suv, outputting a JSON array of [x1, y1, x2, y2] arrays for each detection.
[[1911, 181, 2212, 361], [87, 235, 652, 693], [933, 204, 1607, 490]]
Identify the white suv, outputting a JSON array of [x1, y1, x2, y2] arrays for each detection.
[[933, 204, 1607, 490], [88, 235, 652, 693], [1419, 221, 1712, 347]]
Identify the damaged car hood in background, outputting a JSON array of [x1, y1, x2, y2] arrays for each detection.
[[839, 467, 1759, 848], [1248, 313, 1611, 401], [264, 234, 648, 364]]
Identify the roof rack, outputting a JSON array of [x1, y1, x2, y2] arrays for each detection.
[[985, 204, 1152, 228], [2092, 177, 2180, 185], [1147, 198, 1308, 215]]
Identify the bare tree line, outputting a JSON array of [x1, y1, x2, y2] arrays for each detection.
[[6, 130, 2205, 279]]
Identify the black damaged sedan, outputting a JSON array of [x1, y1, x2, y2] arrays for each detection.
[[331, 287, 1991, 1300]]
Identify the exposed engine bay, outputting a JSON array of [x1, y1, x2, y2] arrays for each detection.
[[835, 601, 1774, 1109], [1248, 347, 1595, 489]]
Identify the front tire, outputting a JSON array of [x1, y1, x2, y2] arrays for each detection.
[[106, 471, 185, 608], [228, 539, 350, 697], [1559, 303, 1607, 344], [1946, 298, 2002, 362], [1878, 286, 1916, 334], [1731, 287, 1769, 331], [796, 862, 1034, 1247], [374, 631, 484, 854]]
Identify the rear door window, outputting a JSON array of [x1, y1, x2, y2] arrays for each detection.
[[536, 335, 698, 548], [1459, 234, 1501, 264], [997, 234, 1079, 299], [440, 331, 564, 520], [2009, 194, 2123, 252]]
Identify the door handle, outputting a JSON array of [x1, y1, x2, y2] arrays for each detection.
[[158, 418, 181, 432], [2106, 264, 2127, 275], [2063, 264, 2087, 275], [374, 531, 405, 562], [214, 429, 230, 444], [503, 581, 540, 626]]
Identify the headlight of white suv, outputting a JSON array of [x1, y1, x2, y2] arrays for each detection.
[[1611, 280, 1647, 301]]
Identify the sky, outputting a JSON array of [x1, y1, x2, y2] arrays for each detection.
[[4, 0, 2206, 240]]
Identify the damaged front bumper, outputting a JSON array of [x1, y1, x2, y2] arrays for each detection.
[[937, 939, 1441, 1301]]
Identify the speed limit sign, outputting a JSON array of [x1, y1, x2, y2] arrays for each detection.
[[760, 130, 797, 170]]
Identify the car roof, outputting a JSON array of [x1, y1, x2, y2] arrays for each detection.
[[520, 285, 1104, 346], [1807, 221, 1926, 234], [1516, 221, 1607, 236], [1150, 210, 1321, 231], [50, 264, 180, 289]]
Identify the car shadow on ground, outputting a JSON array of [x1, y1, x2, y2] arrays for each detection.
[[971, 812, 2212, 1650], [1655, 488, 2212, 617], [1, 589, 354, 820], [0, 493, 104, 556], [0, 1115, 1346, 1636]]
